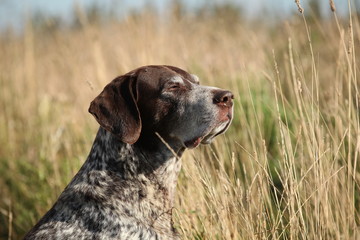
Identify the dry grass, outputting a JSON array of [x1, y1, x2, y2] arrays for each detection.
[[0, 3, 359, 239]]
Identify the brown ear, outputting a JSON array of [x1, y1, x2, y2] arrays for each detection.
[[88, 76, 141, 144]]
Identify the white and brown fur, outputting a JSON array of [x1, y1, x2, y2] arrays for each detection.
[[24, 65, 234, 240]]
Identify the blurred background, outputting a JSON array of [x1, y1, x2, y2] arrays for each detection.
[[1, 0, 360, 239], [0, 0, 353, 32]]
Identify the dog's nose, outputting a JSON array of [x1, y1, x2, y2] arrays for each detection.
[[213, 90, 234, 107]]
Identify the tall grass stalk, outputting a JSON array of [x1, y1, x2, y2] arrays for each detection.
[[0, 3, 359, 239]]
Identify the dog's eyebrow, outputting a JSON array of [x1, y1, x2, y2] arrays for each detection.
[[169, 76, 184, 84], [191, 74, 200, 84]]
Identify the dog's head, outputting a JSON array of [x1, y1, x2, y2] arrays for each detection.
[[89, 65, 233, 149]]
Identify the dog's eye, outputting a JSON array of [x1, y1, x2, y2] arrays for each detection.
[[167, 84, 181, 91]]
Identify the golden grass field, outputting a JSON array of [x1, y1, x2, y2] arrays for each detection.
[[0, 2, 359, 239]]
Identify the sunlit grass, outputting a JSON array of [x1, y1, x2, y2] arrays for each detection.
[[0, 3, 359, 239]]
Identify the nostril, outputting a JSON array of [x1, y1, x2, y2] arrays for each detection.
[[213, 90, 234, 105]]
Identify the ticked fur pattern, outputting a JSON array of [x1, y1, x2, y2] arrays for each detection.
[[25, 128, 181, 239]]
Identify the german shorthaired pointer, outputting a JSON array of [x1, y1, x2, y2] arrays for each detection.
[[25, 65, 233, 239]]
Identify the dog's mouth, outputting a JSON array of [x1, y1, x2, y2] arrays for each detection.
[[184, 137, 203, 149], [184, 118, 232, 149]]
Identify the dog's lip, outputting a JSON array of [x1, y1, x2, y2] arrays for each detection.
[[184, 136, 204, 149], [184, 119, 231, 149], [201, 118, 232, 143]]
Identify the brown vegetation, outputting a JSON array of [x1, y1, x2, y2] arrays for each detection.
[[0, 2, 359, 239]]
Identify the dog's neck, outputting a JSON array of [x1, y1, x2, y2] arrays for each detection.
[[88, 127, 184, 178], [71, 127, 182, 234]]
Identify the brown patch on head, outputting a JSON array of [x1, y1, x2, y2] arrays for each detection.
[[89, 75, 141, 144], [88, 65, 190, 144]]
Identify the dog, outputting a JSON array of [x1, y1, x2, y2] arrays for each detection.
[[24, 65, 234, 239]]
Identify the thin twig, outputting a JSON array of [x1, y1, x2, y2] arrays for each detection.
[[329, 0, 336, 12], [295, 0, 304, 13]]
